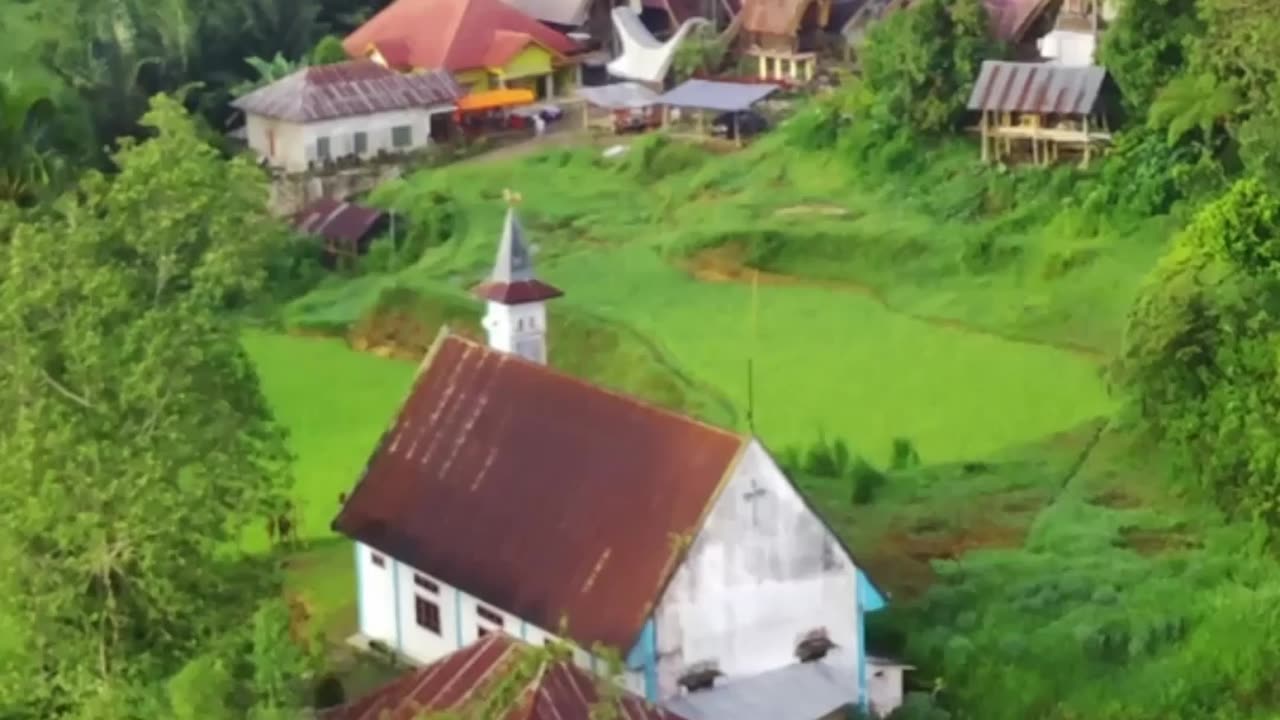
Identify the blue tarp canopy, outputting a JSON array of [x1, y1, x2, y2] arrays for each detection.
[[657, 79, 779, 112]]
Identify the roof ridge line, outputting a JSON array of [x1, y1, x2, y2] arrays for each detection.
[[436, 331, 746, 442]]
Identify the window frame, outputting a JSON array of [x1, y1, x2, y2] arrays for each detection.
[[371, 552, 386, 568], [353, 130, 368, 155], [316, 135, 331, 161], [414, 596, 441, 635], [391, 125, 413, 148], [414, 574, 438, 593]]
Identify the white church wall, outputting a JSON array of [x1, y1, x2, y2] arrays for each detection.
[[1038, 30, 1097, 66], [363, 545, 641, 691], [483, 300, 549, 364], [356, 542, 398, 647], [651, 439, 861, 699]]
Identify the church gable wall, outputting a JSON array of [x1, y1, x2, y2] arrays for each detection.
[[650, 439, 860, 698]]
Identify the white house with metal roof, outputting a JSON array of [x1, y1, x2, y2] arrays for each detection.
[[332, 198, 900, 715], [231, 60, 462, 173]]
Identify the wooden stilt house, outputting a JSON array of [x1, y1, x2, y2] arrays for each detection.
[[967, 60, 1119, 168]]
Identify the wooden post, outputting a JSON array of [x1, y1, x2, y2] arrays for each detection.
[[980, 110, 989, 163], [1082, 115, 1092, 168], [734, 113, 742, 148], [697, 109, 704, 135]]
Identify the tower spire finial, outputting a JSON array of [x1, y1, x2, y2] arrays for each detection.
[[502, 188, 523, 207]]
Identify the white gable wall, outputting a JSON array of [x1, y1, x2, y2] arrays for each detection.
[[244, 105, 452, 173], [651, 439, 860, 699], [356, 543, 646, 696]]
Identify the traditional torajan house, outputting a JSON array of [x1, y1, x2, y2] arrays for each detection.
[[968, 60, 1119, 167], [343, 0, 584, 99], [230, 60, 461, 173], [740, 0, 832, 82], [332, 195, 893, 712], [319, 634, 691, 720]]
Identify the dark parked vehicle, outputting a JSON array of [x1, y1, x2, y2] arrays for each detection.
[[711, 110, 769, 139]]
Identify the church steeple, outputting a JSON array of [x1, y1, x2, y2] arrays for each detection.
[[471, 191, 563, 365]]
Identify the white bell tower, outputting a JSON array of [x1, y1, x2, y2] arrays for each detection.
[[471, 191, 563, 365]]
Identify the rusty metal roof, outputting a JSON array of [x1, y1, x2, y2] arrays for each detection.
[[320, 634, 691, 720], [292, 198, 387, 245], [966, 60, 1109, 114], [983, 0, 1054, 42], [230, 60, 462, 123], [332, 332, 747, 652]]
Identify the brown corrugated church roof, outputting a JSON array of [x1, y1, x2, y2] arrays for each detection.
[[230, 60, 461, 123], [332, 331, 747, 652], [320, 634, 691, 720]]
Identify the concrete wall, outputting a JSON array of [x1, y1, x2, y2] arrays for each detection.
[[868, 664, 907, 718], [1038, 29, 1096, 66], [356, 541, 643, 694], [245, 106, 452, 173], [651, 439, 861, 699], [483, 300, 549, 364]]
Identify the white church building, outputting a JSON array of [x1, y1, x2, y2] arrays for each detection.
[[332, 200, 900, 714]]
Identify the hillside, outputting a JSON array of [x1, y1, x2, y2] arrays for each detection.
[[253, 122, 1280, 719]]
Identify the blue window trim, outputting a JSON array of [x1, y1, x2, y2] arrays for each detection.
[[856, 569, 886, 712], [624, 618, 659, 701]]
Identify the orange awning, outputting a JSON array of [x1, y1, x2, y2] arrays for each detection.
[[456, 88, 536, 112]]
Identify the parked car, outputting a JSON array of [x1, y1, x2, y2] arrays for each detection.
[[711, 110, 769, 139]]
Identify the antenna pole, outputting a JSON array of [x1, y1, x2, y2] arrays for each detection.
[[746, 268, 760, 433]]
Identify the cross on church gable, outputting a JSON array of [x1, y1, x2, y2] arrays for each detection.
[[743, 476, 767, 526]]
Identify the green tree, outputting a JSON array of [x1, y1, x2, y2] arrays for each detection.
[[0, 94, 293, 717], [231, 53, 309, 97], [1148, 72, 1241, 149], [1096, 0, 1198, 114], [168, 655, 237, 720], [310, 34, 349, 65], [1115, 178, 1280, 527], [859, 0, 996, 136], [0, 73, 61, 205]]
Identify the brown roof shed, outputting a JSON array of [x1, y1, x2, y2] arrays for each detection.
[[320, 634, 691, 720], [332, 331, 747, 652]]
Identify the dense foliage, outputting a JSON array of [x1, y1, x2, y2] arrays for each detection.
[[1117, 179, 1280, 526], [0, 96, 303, 718]]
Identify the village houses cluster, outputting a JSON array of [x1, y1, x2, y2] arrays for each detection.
[[255, 0, 1128, 717]]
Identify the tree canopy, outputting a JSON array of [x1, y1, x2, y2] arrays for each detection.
[[0, 94, 295, 718]]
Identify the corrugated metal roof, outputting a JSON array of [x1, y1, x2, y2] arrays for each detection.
[[231, 61, 462, 123], [965, 60, 1109, 114], [332, 332, 747, 652], [320, 635, 690, 720], [503, 0, 594, 28], [659, 79, 779, 112], [984, 0, 1053, 42], [292, 197, 387, 244], [342, 0, 579, 72], [664, 651, 861, 720], [577, 82, 661, 110]]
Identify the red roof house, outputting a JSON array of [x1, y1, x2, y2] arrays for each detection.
[[342, 0, 582, 96], [319, 634, 690, 720]]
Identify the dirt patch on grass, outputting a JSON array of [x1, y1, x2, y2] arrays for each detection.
[[680, 244, 1110, 363], [1121, 526, 1201, 556], [1090, 489, 1144, 509], [869, 520, 1028, 600], [774, 204, 852, 217]]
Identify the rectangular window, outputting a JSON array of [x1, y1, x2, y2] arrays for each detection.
[[391, 125, 413, 148], [414, 574, 438, 593], [353, 131, 368, 154], [316, 136, 331, 160], [477, 605, 504, 626], [371, 552, 385, 568], [415, 596, 441, 634]]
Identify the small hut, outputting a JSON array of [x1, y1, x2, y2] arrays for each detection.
[[292, 198, 390, 269], [740, 0, 832, 82], [967, 60, 1119, 167]]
